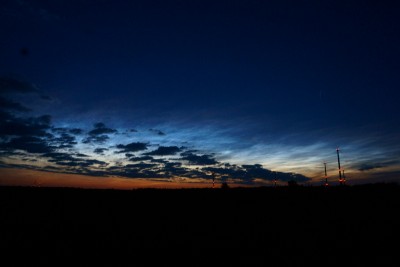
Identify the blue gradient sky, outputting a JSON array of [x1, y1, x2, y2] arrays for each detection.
[[1, 0, 399, 187]]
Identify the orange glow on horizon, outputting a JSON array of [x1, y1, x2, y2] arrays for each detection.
[[0, 168, 247, 189]]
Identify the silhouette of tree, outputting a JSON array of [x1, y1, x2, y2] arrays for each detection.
[[221, 182, 230, 189], [287, 180, 298, 187]]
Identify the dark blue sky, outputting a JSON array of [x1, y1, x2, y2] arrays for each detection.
[[1, 0, 399, 187]]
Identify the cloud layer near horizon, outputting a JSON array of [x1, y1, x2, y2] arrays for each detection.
[[0, 77, 312, 186]]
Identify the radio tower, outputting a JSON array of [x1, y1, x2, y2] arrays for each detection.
[[336, 148, 344, 185], [342, 168, 346, 185], [212, 172, 215, 188], [324, 162, 328, 187]]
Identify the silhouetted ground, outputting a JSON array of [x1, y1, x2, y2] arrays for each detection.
[[0, 184, 398, 265]]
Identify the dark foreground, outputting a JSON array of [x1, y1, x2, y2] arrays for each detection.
[[0, 184, 398, 265]]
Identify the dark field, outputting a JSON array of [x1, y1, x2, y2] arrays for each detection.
[[0, 184, 398, 265]]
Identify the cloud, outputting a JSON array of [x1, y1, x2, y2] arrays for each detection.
[[149, 128, 166, 136], [150, 158, 168, 163], [107, 163, 164, 179], [180, 169, 209, 179], [125, 163, 157, 169], [51, 127, 67, 133], [0, 77, 38, 94], [0, 114, 52, 137], [242, 164, 310, 182], [202, 165, 246, 179], [94, 148, 108, 154], [50, 127, 82, 135], [145, 146, 181, 156], [357, 160, 399, 171], [358, 163, 384, 171], [49, 133, 77, 149], [76, 153, 89, 157], [241, 164, 273, 179], [82, 135, 110, 144], [0, 110, 14, 122], [162, 162, 186, 177], [0, 93, 57, 157], [69, 128, 83, 135], [202, 164, 311, 183], [43, 152, 76, 162], [165, 162, 182, 168], [0, 77, 52, 107], [88, 122, 117, 135], [0, 96, 31, 112], [116, 142, 148, 153], [82, 123, 117, 144], [180, 152, 218, 165], [0, 97, 311, 184], [2, 136, 54, 154], [129, 155, 153, 161], [0, 87, 312, 184], [44, 152, 108, 168]]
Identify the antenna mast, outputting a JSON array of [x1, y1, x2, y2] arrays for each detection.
[[342, 168, 346, 185], [336, 148, 344, 185], [324, 162, 328, 187]]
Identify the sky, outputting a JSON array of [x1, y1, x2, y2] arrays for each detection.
[[1, 0, 399, 189]]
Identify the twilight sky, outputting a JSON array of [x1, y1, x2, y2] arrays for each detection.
[[1, 0, 399, 188]]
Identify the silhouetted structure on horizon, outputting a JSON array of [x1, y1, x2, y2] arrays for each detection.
[[221, 182, 229, 189], [337, 148, 346, 185], [212, 172, 215, 188], [324, 162, 328, 187], [342, 168, 346, 183]]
